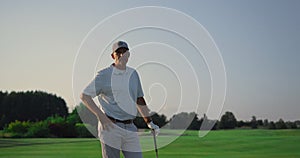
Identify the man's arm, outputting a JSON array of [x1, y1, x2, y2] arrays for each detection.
[[136, 97, 160, 135], [80, 93, 113, 130], [136, 97, 152, 123]]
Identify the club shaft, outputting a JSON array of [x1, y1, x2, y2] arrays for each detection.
[[152, 130, 158, 158]]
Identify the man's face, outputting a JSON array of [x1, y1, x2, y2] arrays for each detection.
[[113, 47, 130, 65]]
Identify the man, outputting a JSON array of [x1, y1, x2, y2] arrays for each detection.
[[80, 41, 159, 158]]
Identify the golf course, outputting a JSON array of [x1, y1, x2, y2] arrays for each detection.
[[1, 129, 299, 158]]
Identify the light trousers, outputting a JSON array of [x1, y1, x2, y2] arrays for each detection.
[[98, 122, 142, 158]]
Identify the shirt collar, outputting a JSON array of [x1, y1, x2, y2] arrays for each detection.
[[111, 64, 127, 75]]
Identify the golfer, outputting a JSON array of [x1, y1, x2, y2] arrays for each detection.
[[80, 41, 159, 158]]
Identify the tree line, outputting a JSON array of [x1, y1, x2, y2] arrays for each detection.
[[0, 91, 299, 138], [0, 91, 68, 130], [173, 111, 300, 130]]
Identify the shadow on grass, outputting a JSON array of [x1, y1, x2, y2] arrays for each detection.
[[0, 138, 97, 148]]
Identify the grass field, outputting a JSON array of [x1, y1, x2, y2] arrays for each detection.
[[1, 129, 300, 158]]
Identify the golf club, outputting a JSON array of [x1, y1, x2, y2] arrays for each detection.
[[152, 129, 159, 158]]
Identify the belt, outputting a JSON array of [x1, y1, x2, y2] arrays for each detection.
[[106, 115, 133, 124]]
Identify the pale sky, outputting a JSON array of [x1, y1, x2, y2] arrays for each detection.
[[1, 0, 299, 121]]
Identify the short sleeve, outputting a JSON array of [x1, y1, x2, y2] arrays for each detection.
[[135, 71, 144, 98], [82, 71, 103, 98]]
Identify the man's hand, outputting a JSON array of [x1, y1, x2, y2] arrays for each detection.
[[80, 93, 114, 131], [97, 113, 114, 131], [147, 121, 160, 136]]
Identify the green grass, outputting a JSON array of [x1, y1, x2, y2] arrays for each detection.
[[1, 129, 300, 158]]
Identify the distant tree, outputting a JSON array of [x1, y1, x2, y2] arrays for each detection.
[[198, 114, 205, 128], [257, 119, 263, 126], [199, 114, 218, 130], [263, 119, 269, 128], [67, 108, 83, 126], [187, 112, 201, 130], [47, 115, 76, 138], [169, 112, 195, 129], [219, 111, 237, 129], [295, 120, 300, 129], [0, 92, 9, 129], [237, 120, 245, 128], [0, 91, 68, 129], [0, 91, 8, 118], [285, 121, 297, 129], [134, 112, 168, 129], [151, 112, 168, 128], [275, 119, 287, 129], [212, 120, 219, 130], [268, 121, 276, 129], [251, 116, 258, 129]]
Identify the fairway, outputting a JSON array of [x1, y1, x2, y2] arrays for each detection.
[[1, 129, 300, 158]]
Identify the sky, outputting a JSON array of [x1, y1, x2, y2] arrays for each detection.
[[0, 0, 299, 121]]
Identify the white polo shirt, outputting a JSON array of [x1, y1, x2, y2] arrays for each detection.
[[83, 64, 144, 120]]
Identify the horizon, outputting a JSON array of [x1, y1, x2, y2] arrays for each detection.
[[0, 89, 298, 122]]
